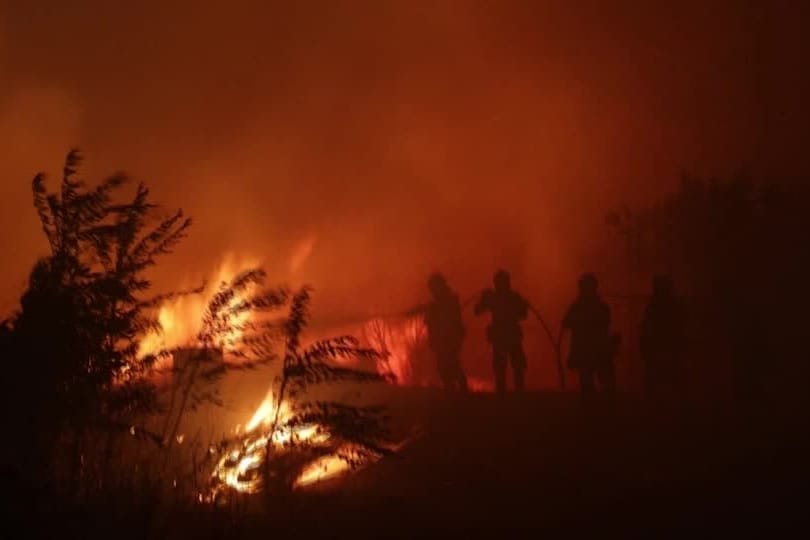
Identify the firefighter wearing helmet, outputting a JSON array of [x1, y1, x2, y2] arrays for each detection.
[[422, 273, 468, 392], [474, 270, 530, 393], [562, 273, 618, 398]]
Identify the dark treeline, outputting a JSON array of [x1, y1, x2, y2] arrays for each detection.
[[608, 172, 810, 405]]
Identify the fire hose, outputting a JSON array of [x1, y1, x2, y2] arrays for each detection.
[[525, 304, 566, 391], [460, 294, 567, 391], [320, 287, 643, 392], [320, 294, 572, 390]]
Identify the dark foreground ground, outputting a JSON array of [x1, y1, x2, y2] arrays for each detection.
[[13, 389, 810, 537]]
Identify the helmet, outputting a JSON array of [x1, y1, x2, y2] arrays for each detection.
[[494, 269, 511, 291], [578, 273, 598, 296], [428, 273, 448, 296]]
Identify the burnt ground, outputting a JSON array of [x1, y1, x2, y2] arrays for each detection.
[[16, 389, 810, 537]]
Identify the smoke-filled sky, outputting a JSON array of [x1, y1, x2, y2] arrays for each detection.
[[1, 0, 808, 318]]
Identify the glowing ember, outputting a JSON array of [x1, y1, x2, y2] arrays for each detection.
[[245, 398, 277, 433], [466, 377, 494, 392], [210, 391, 367, 497], [294, 451, 352, 488]]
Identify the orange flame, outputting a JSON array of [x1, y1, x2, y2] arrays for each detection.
[[294, 452, 353, 488], [210, 390, 342, 495], [362, 315, 427, 385], [138, 253, 262, 365]]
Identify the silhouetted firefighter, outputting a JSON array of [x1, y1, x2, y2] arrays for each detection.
[[474, 270, 529, 394], [562, 273, 618, 399], [408, 273, 468, 392], [424, 274, 468, 392], [640, 275, 686, 402]]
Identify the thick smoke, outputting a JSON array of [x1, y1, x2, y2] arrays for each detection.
[[1, 2, 807, 386], [0, 8, 84, 310]]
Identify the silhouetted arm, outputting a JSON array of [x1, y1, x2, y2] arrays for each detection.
[[473, 290, 492, 316], [516, 294, 529, 321], [403, 303, 428, 318]]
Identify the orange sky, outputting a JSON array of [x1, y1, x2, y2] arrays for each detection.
[[1, 0, 808, 321]]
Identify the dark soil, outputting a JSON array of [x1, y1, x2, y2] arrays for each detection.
[[12, 389, 810, 537]]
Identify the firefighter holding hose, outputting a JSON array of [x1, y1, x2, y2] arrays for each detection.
[[474, 270, 530, 394]]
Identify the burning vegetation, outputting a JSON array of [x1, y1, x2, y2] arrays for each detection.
[[0, 151, 406, 509], [200, 286, 401, 502], [135, 252, 414, 501]]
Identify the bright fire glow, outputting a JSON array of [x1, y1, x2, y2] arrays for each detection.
[[134, 251, 392, 499], [138, 253, 262, 364], [362, 315, 427, 385], [294, 451, 353, 488], [135, 248, 453, 500], [210, 390, 368, 497]]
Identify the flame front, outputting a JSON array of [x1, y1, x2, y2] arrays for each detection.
[[135, 251, 389, 499], [138, 253, 261, 364], [362, 315, 428, 385], [136, 249, 417, 500], [210, 391, 358, 496]]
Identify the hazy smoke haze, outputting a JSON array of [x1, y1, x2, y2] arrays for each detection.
[[1, 0, 807, 322]]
